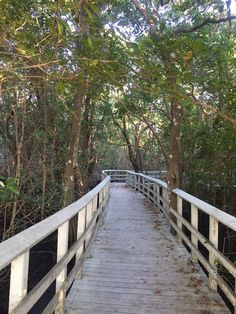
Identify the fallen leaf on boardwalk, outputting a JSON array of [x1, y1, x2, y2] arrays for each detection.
[[213, 299, 224, 306], [154, 288, 161, 295], [188, 276, 204, 288]]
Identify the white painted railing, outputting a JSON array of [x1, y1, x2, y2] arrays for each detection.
[[126, 170, 236, 313], [102, 170, 128, 182], [102, 169, 167, 182], [1, 169, 236, 313], [0, 176, 110, 314], [141, 170, 167, 179]]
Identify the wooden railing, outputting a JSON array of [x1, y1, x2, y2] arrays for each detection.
[[1, 169, 236, 313], [0, 176, 110, 314], [141, 170, 167, 179], [102, 169, 167, 182], [126, 170, 236, 313], [102, 170, 127, 182]]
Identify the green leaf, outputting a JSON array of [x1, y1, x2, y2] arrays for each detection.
[[87, 37, 93, 48], [87, 2, 100, 14], [84, 7, 93, 20], [56, 81, 65, 94], [58, 22, 64, 36], [91, 59, 99, 66]]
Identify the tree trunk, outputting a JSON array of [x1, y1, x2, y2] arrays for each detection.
[[8, 88, 26, 237], [167, 98, 183, 191], [63, 84, 85, 206], [165, 74, 183, 235], [122, 118, 141, 172], [63, 0, 89, 205], [75, 97, 94, 197]]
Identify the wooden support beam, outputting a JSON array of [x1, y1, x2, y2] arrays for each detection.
[[209, 216, 218, 291], [177, 196, 182, 242], [191, 204, 198, 262], [9, 251, 29, 313], [55, 221, 69, 314]]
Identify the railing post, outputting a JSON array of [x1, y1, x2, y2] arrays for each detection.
[[101, 188, 104, 207], [9, 251, 29, 313], [93, 195, 97, 214], [135, 175, 138, 191], [85, 201, 93, 248], [105, 183, 110, 207], [209, 216, 218, 291], [99, 190, 103, 207], [191, 204, 198, 262], [234, 290, 236, 314], [103, 187, 106, 207], [177, 196, 182, 242], [104, 186, 108, 206], [137, 176, 141, 192], [155, 184, 159, 206], [76, 207, 86, 262], [87, 201, 93, 225], [55, 221, 69, 314], [147, 180, 150, 199], [141, 177, 144, 193], [126, 172, 129, 186], [163, 188, 169, 221]]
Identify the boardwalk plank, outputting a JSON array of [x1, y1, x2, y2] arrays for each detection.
[[66, 184, 230, 314]]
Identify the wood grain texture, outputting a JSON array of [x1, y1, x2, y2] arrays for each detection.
[[66, 184, 229, 314]]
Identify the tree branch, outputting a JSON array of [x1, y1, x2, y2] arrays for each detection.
[[175, 15, 236, 34], [132, 0, 236, 36], [131, 0, 158, 34], [131, 0, 152, 24], [186, 93, 236, 127]]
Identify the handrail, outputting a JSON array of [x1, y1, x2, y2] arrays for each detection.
[[102, 170, 128, 182], [102, 169, 167, 183], [126, 170, 236, 312], [173, 188, 236, 232], [2, 169, 236, 313], [0, 175, 110, 314]]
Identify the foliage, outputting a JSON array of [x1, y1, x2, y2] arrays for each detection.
[[0, 177, 19, 203], [0, 0, 235, 241]]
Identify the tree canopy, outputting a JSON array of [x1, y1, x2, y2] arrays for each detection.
[[0, 0, 236, 240]]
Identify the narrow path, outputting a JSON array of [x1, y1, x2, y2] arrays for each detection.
[[66, 184, 229, 314]]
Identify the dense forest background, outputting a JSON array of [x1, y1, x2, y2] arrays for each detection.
[[0, 0, 236, 242]]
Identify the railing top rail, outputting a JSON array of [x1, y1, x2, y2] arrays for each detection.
[[103, 169, 128, 172], [127, 171, 168, 189], [173, 188, 236, 232], [104, 169, 166, 173], [0, 176, 110, 270], [142, 170, 167, 173], [127, 170, 236, 231]]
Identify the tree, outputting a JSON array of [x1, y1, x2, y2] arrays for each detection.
[[108, 0, 236, 194]]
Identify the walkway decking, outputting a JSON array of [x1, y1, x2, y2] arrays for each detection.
[[66, 184, 229, 314]]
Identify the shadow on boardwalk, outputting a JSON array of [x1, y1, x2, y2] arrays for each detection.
[[66, 183, 229, 314]]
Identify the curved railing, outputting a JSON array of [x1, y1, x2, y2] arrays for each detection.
[[102, 169, 167, 182], [0, 175, 110, 314]]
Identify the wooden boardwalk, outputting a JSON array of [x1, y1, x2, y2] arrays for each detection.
[[66, 184, 229, 314]]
